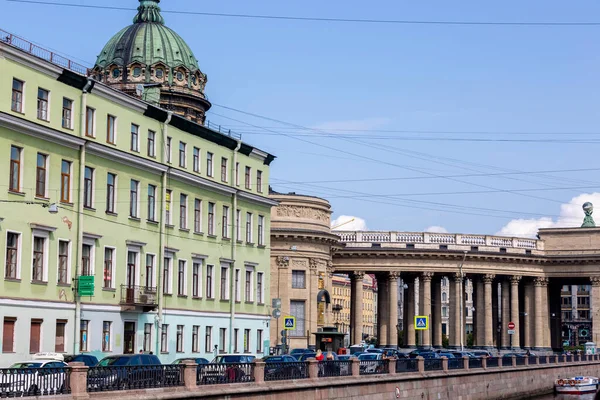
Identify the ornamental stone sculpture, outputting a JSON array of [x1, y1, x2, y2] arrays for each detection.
[[582, 202, 596, 228]]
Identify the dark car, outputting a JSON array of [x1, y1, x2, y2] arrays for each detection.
[[88, 354, 173, 391], [409, 348, 435, 359], [366, 348, 385, 354], [297, 352, 317, 361], [383, 349, 409, 359], [263, 355, 306, 379], [64, 354, 98, 367], [172, 357, 209, 365], [451, 352, 476, 359], [289, 349, 310, 360], [471, 350, 493, 358]]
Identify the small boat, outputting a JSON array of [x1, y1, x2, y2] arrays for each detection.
[[555, 376, 599, 394]]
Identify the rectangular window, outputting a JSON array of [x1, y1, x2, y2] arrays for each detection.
[[192, 262, 201, 297], [178, 260, 186, 296], [161, 324, 168, 353], [11, 79, 23, 113], [208, 202, 215, 236], [145, 254, 154, 289], [130, 180, 139, 218], [147, 130, 156, 157], [245, 166, 251, 189], [80, 320, 89, 352], [257, 330, 263, 353], [61, 160, 72, 203], [292, 270, 306, 289], [221, 265, 229, 300], [257, 170, 263, 193], [36, 153, 47, 198], [234, 269, 240, 302], [245, 269, 252, 302], [102, 321, 112, 352], [148, 184, 156, 221], [179, 142, 186, 167], [107, 115, 116, 144], [206, 265, 214, 299], [235, 162, 239, 186], [144, 323, 152, 352], [166, 137, 172, 163], [219, 328, 226, 353], [180, 194, 188, 229], [207, 152, 213, 177], [85, 107, 95, 136], [106, 173, 116, 213], [32, 236, 45, 282], [234, 328, 239, 353], [236, 210, 241, 241], [84, 166, 94, 208], [104, 248, 114, 288], [37, 88, 49, 121], [205, 326, 212, 353], [58, 240, 69, 284], [289, 301, 305, 337], [258, 215, 264, 246], [55, 320, 66, 353], [221, 157, 228, 182], [165, 190, 172, 225], [130, 124, 139, 151], [4, 232, 20, 279], [194, 199, 202, 233], [244, 329, 250, 353], [3, 318, 15, 353], [193, 147, 200, 172], [257, 273, 263, 304], [62, 98, 73, 129], [30, 319, 42, 353], [176, 325, 184, 352], [246, 212, 253, 243], [163, 257, 171, 294], [81, 244, 92, 276], [222, 206, 229, 238], [192, 325, 199, 352], [9, 146, 21, 192]]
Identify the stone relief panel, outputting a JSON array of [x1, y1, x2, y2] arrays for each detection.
[[291, 259, 308, 268], [275, 205, 330, 223]]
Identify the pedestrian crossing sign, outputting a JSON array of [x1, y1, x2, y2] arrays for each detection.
[[284, 316, 296, 330], [415, 316, 428, 330]]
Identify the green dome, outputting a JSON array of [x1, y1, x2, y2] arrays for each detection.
[[94, 0, 201, 74]]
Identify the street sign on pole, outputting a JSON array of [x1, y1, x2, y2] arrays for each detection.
[[78, 275, 95, 296], [508, 329, 516, 335], [284, 316, 296, 330], [508, 322, 516, 330], [415, 316, 429, 330]]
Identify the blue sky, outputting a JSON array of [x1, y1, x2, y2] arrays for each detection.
[[2, 0, 600, 236]]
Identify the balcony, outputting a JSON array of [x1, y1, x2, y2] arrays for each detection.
[[120, 285, 158, 312]]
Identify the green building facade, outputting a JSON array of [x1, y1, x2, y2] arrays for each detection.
[[0, 0, 275, 366]]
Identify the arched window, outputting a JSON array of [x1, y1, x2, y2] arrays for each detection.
[[442, 292, 447, 302]]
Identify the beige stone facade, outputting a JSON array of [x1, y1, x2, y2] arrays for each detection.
[[331, 274, 378, 343]]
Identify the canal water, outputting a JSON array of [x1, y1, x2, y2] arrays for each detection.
[[529, 394, 595, 400]]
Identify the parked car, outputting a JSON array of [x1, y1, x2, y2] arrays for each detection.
[[263, 355, 305, 379], [297, 352, 317, 361], [289, 349, 310, 360], [4, 353, 68, 396], [366, 348, 385, 354], [438, 353, 456, 359], [172, 357, 209, 365], [211, 354, 256, 364], [357, 353, 384, 374], [471, 350, 493, 358], [383, 349, 409, 359], [198, 354, 256, 384], [451, 352, 477, 359], [88, 354, 166, 390], [409, 348, 435, 358], [64, 354, 98, 367]]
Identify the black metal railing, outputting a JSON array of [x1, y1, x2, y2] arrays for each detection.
[[359, 360, 389, 375], [197, 363, 254, 385], [515, 357, 526, 366], [565, 355, 573, 363], [558, 356, 565, 363], [264, 362, 307, 381], [87, 365, 183, 392], [119, 285, 158, 307], [396, 358, 418, 373], [527, 356, 538, 365], [486, 357, 500, 368], [468, 358, 483, 369], [424, 359, 443, 371], [538, 355, 547, 364], [0, 367, 70, 397], [448, 358, 464, 370], [318, 361, 352, 377]]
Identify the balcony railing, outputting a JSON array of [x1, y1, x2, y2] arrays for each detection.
[[119, 285, 157, 308]]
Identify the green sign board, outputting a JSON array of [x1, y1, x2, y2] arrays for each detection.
[[78, 275, 95, 296]]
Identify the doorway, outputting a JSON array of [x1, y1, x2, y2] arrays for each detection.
[[124, 321, 136, 354]]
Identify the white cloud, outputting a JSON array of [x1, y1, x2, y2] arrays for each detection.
[[425, 226, 448, 233], [496, 192, 600, 238], [331, 215, 368, 231], [312, 117, 391, 132]]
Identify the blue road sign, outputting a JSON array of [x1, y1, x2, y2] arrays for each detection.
[[415, 316, 429, 330], [284, 316, 296, 330]]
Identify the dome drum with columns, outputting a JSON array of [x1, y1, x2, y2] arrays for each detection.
[[91, 0, 210, 124]]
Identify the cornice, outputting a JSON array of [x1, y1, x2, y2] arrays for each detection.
[[0, 44, 62, 78], [86, 142, 167, 175], [238, 190, 279, 207], [0, 112, 85, 149]]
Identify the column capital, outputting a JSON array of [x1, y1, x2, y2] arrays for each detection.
[[276, 256, 289, 268], [534, 277, 548, 287], [388, 271, 401, 281], [591, 276, 600, 287], [351, 271, 365, 281], [421, 272, 434, 282], [483, 274, 495, 284], [510, 275, 522, 285], [452, 272, 463, 282]]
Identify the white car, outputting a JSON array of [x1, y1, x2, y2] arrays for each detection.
[[358, 353, 384, 374], [0, 353, 68, 396]]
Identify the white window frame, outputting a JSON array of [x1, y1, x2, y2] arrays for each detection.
[[107, 114, 118, 144], [194, 199, 203, 233], [192, 257, 204, 298], [147, 130, 156, 157], [193, 147, 200, 173], [85, 106, 96, 137], [244, 266, 255, 302], [246, 212, 253, 243], [258, 215, 265, 246], [180, 194, 188, 230], [10, 145, 24, 193], [56, 239, 72, 284], [12, 78, 26, 114], [103, 246, 117, 289], [31, 231, 50, 282], [166, 137, 172, 163], [206, 152, 213, 177], [206, 264, 215, 299], [177, 259, 188, 296], [83, 166, 95, 209], [61, 160, 73, 204], [130, 179, 140, 218], [234, 268, 241, 302], [163, 252, 175, 294], [82, 236, 97, 276], [145, 252, 157, 289], [125, 246, 141, 287], [130, 123, 140, 152], [161, 324, 169, 353], [37, 87, 51, 122], [236, 210, 241, 241], [4, 230, 23, 280], [220, 262, 230, 300], [222, 206, 230, 238], [35, 153, 50, 199], [257, 272, 264, 304], [179, 141, 187, 168]]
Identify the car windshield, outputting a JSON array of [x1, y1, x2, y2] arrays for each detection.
[[213, 355, 252, 363], [97, 357, 130, 366], [359, 354, 378, 360], [10, 362, 43, 368], [290, 349, 306, 354], [264, 357, 286, 363]]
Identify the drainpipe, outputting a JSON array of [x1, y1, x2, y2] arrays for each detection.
[[229, 140, 242, 353], [156, 111, 173, 355], [74, 78, 93, 354]]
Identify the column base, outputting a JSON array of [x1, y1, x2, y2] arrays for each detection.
[[499, 346, 511, 350], [432, 345, 444, 349], [403, 345, 418, 350]]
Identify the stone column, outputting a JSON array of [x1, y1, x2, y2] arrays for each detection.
[[592, 277, 600, 345], [420, 272, 433, 348], [432, 276, 443, 348], [351, 271, 365, 345], [378, 274, 389, 346], [388, 272, 400, 348], [450, 273, 462, 349], [523, 281, 533, 349], [540, 278, 550, 349], [483, 274, 495, 348], [501, 280, 510, 349], [405, 276, 416, 348], [492, 280, 499, 347], [475, 277, 485, 347], [533, 277, 544, 350], [510, 275, 521, 349]]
